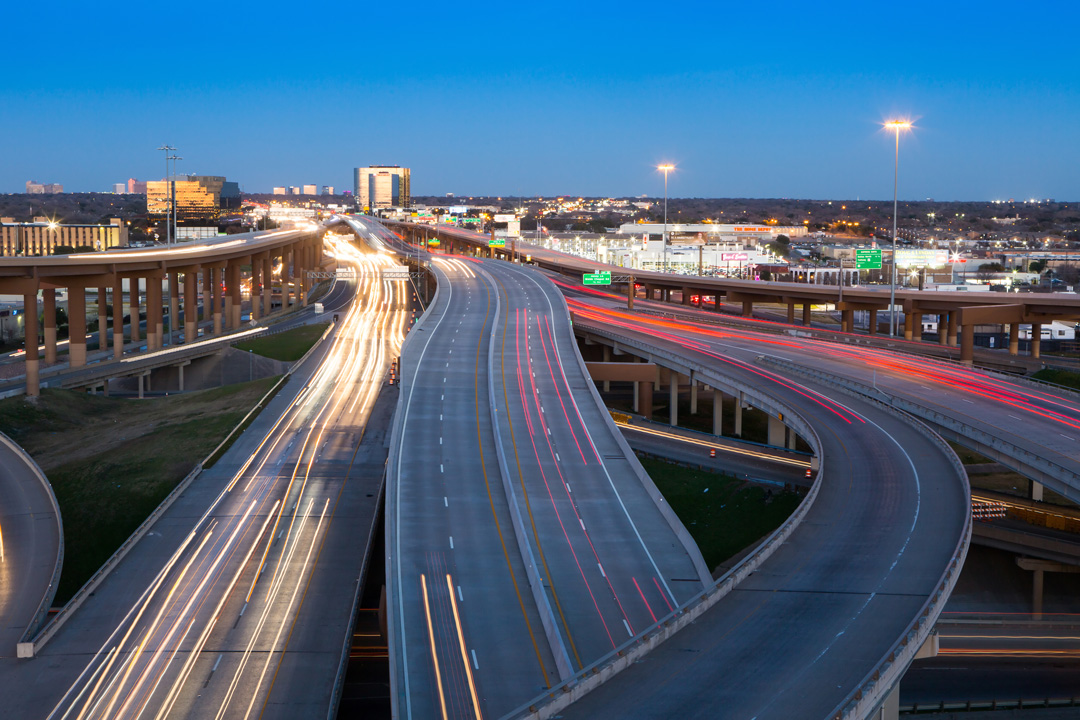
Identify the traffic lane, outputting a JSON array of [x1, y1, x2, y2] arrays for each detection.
[[393, 263, 554, 717], [0, 447, 60, 652]]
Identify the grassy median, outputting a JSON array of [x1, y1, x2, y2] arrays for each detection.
[[235, 322, 330, 362], [639, 456, 802, 572], [0, 377, 280, 604]]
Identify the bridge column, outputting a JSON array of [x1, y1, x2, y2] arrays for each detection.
[[742, 300, 753, 317], [869, 308, 878, 335], [97, 286, 108, 353], [1008, 322, 1020, 355], [146, 278, 160, 351], [713, 293, 723, 312], [937, 312, 948, 345], [669, 372, 679, 427], [627, 280, 635, 311], [68, 286, 87, 367], [682, 287, 692, 306], [960, 322, 975, 364], [912, 312, 922, 341], [169, 272, 179, 346], [1031, 480, 1044, 502], [250, 259, 261, 321], [802, 302, 811, 325], [786, 301, 796, 324], [735, 391, 744, 436], [903, 311, 914, 341], [712, 388, 723, 435], [841, 308, 853, 333], [203, 266, 213, 330], [282, 251, 293, 308], [262, 255, 273, 317], [43, 288, 57, 364], [130, 277, 141, 344], [601, 345, 611, 391], [212, 266, 223, 334], [111, 281, 123, 358], [690, 374, 698, 415], [1030, 322, 1042, 358], [767, 414, 785, 447], [184, 270, 198, 342], [948, 311, 958, 347], [293, 247, 303, 308], [23, 292, 39, 396]]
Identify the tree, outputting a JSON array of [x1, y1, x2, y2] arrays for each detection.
[[1029, 259, 1048, 273], [52, 245, 76, 255]]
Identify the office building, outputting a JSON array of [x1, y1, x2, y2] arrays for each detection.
[[25, 181, 63, 194], [146, 175, 241, 224], [354, 166, 410, 209], [273, 186, 287, 195], [302, 184, 317, 195], [112, 183, 126, 194], [322, 185, 335, 196], [0, 217, 127, 256], [127, 178, 148, 194]]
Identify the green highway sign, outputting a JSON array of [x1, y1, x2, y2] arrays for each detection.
[[855, 248, 882, 270], [583, 272, 612, 286], [488, 237, 506, 247]]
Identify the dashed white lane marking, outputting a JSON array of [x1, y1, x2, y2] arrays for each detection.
[[449, 536, 454, 549], [444, 496, 448, 507], [622, 619, 633, 637], [457, 585, 463, 602], [471, 649, 479, 669]]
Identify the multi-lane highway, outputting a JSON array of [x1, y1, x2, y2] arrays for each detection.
[[0, 235, 408, 719], [386, 253, 710, 719]]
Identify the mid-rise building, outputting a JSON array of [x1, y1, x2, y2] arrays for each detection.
[[273, 186, 287, 195], [322, 185, 335, 196], [25, 180, 63, 194], [302, 184, 317, 195], [354, 166, 410, 209], [127, 178, 148, 194], [146, 175, 241, 224], [112, 183, 126, 194], [0, 217, 127, 255]]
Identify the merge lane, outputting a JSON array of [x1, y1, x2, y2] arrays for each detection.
[[483, 261, 707, 670], [558, 313, 967, 719]]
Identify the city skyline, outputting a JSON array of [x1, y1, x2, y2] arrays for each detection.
[[3, 1, 1077, 201]]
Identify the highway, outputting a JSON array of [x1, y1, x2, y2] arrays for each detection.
[[386, 252, 710, 719], [0, 435, 62, 653], [0, 235, 408, 719]]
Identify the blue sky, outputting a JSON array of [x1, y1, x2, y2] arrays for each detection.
[[3, 1, 1077, 200]]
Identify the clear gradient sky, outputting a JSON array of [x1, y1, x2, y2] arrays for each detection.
[[3, 1, 1077, 200]]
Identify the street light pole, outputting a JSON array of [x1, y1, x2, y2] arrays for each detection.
[[884, 120, 911, 336], [157, 145, 176, 245], [658, 164, 674, 273]]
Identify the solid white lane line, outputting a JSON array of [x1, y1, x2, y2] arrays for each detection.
[[471, 649, 479, 670]]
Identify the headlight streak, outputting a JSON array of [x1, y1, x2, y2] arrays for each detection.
[[51, 234, 408, 720]]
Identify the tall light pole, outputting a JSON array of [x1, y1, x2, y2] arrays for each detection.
[[168, 154, 182, 245], [157, 145, 176, 245], [884, 120, 911, 336], [658, 164, 674, 273]]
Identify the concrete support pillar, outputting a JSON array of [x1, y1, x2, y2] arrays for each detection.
[[184, 271, 198, 342], [138, 373, 145, 399], [130, 277, 141, 344], [211, 267, 223, 334], [669, 372, 679, 427], [626, 280, 635, 311], [713, 293, 722, 312], [145, 279, 160, 351], [841, 309, 854, 333], [68, 287, 87, 367], [97, 287, 108, 352], [960, 323, 975, 364], [912, 312, 922, 341], [690, 378, 698, 415], [869, 308, 878, 335], [1031, 480, 1044, 502], [1033, 568, 1044, 620], [301, 244, 309, 307], [735, 391, 744, 437], [178, 363, 185, 392], [203, 266, 213, 328], [251, 260, 261, 321], [874, 684, 900, 720], [904, 311, 914, 341], [43, 288, 57, 364], [602, 345, 611, 392], [632, 381, 639, 413], [23, 293, 39, 396], [682, 287, 692, 306], [637, 378, 653, 418], [111, 281, 123, 359], [712, 388, 722, 436], [767, 414, 785, 447], [262, 255, 273, 317], [101, 380, 109, 398], [169, 272, 179, 346], [742, 300, 753, 317], [282, 251, 293, 308], [786, 301, 795, 324], [1032, 323, 1042, 358], [787, 428, 797, 450], [948, 311, 958, 347], [1008, 322, 1020, 355], [802, 302, 811, 325], [230, 263, 242, 328]]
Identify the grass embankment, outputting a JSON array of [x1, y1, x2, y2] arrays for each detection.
[[235, 322, 330, 362], [0, 377, 280, 603], [639, 457, 802, 572], [1031, 368, 1080, 392]]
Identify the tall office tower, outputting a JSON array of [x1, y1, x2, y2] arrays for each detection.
[[353, 166, 410, 209]]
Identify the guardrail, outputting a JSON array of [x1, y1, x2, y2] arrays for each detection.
[[2, 431, 64, 656], [504, 322, 826, 720], [756, 357, 973, 719], [23, 315, 338, 656]]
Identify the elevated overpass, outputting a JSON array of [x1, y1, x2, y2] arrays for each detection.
[[384, 221, 1080, 365], [1, 227, 325, 395]]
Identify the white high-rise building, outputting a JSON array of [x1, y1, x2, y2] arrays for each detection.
[[353, 166, 410, 209]]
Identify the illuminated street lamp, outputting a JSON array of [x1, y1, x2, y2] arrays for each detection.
[[157, 145, 176, 245], [884, 120, 912, 336], [658, 164, 675, 272]]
